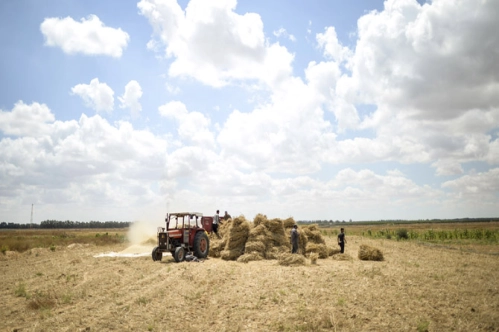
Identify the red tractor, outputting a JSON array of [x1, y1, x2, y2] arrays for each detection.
[[152, 212, 213, 262]]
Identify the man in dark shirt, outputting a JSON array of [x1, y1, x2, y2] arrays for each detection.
[[290, 225, 299, 254], [338, 228, 346, 253]]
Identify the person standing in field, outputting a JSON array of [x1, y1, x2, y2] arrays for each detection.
[[223, 210, 231, 220], [213, 210, 221, 238], [338, 228, 346, 253], [290, 225, 299, 254]]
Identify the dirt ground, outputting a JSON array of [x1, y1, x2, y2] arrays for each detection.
[[1, 236, 498, 332]]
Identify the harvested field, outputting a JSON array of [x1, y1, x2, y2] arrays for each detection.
[[1, 228, 499, 331]]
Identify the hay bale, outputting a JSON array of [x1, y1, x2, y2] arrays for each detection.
[[298, 231, 308, 255], [237, 252, 264, 263], [271, 232, 290, 248], [244, 241, 266, 253], [253, 213, 268, 226], [263, 218, 285, 233], [333, 253, 352, 261], [208, 238, 226, 258], [266, 246, 289, 259], [302, 224, 326, 244], [220, 249, 243, 261], [305, 243, 328, 258], [221, 216, 250, 260], [283, 217, 296, 229], [358, 244, 384, 261], [328, 247, 341, 256], [249, 224, 269, 237], [309, 252, 318, 264], [278, 253, 306, 266]]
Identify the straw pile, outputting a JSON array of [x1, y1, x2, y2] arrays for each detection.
[[328, 248, 342, 256], [332, 253, 352, 261], [302, 224, 325, 244], [282, 217, 296, 229], [220, 216, 250, 261], [237, 215, 291, 262], [237, 252, 264, 263], [302, 224, 333, 259], [278, 253, 306, 266], [208, 218, 231, 258], [309, 252, 318, 264], [358, 244, 384, 261], [305, 242, 329, 258], [238, 223, 269, 261]]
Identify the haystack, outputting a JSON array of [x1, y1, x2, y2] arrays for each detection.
[[358, 244, 384, 261], [264, 218, 291, 254], [332, 253, 352, 261], [305, 242, 329, 258], [278, 253, 306, 266], [253, 213, 267, 227], [220, 216, 250, 261], [208, 237, 226, 258], [282, 217, 296, 229], [328, 247, 342, 256], [301, 224, 325, 244], [237, 252, 264, 263], [239, 222, 269, 262], [309, 252, 319, 264]]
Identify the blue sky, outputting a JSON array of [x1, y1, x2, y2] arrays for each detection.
[[1, 0, 498, 224]]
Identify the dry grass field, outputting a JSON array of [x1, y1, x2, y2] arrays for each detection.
[[1, 223, 498, 332]]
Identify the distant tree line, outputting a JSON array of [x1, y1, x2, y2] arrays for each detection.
[[298, 217, 499, 226], [0, 220, 131, 229]]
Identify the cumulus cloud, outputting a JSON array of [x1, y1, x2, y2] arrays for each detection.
[[313, 0, 499, 176], [442, 168, 499, 204], [217, 77, 335, 174], [316, 26, 351, 62], [119, 80, 143, 116], [138, 0, 293, 87], [71, 78, 115, 112], [342, 0, 499, 117], [159, 101, 215, 148], [0, 102, 168, 222], [40, 15, 130, 57], [0, 101, 55, 137]]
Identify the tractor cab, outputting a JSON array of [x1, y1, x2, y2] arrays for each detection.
[[152, 212, 212, 263]]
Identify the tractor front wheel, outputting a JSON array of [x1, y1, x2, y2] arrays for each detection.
[[174, 247, 186, 262], [152, 246, 162, 262], [193, 232, 209, 258]]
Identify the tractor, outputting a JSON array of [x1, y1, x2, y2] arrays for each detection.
[[151, 212, 213, 262]]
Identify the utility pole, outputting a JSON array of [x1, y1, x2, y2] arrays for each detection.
[[30, 204, 33, 228]]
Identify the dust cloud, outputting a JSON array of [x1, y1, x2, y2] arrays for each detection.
[[94, 220, 162, 258]]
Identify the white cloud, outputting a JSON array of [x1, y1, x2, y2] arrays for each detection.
[[159, 101, 215, 148], [0, 103, 169, 222], [138, 0, 294, 88], [316, 26, 351, 62], [40, 15, 130, 58], [0, 101, 55, 137], [442, 168, 499, 201], [119, 80, 143, 116], [318, 0, 499, 175], [217, 76, 334, 174], [71, 78, 115, 112], [273, 27, 296, 42]]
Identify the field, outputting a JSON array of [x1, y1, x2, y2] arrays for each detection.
[[1, 222, 498, 332]]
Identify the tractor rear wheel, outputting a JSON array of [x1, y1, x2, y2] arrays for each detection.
[[193, 232, 209, 258], [152, 246, 162, 262], [174, 247, 186, 262]]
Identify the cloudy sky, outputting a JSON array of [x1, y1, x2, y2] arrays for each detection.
[[1, 0, 498, 224]]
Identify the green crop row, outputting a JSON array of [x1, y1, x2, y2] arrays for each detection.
[[360, 228, 499, 243]]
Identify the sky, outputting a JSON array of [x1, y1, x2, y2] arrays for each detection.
[[1, 0, 498, 224]]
